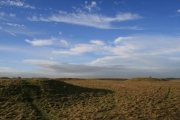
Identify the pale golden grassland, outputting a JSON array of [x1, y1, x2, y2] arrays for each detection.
[[0, 78, 180, 120]]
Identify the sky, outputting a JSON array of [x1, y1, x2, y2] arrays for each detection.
[[0, 0, 180, 78]]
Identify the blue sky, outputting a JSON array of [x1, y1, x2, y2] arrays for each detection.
[[0, 0, 180, 78]]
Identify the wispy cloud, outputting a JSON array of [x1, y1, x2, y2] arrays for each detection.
[[53, 44, 94, 55], [0, 0, 36, 9], [25, 37, 70, 46], [90, 40, 104, 45], [177, 9, 180, 12], [53, 40, 106, 55], [5, 23, 25, 28], [0, 26, 16, 36], [89, 35, 180, 69], [52, 37, 137, 56], [2, 36, 180, 78], [27, 12, 142, 29], [84, 1, 100, 12], [60, 40, 69, 46], [0, 26, 42, 36], [52, 35, 180, 69], [0, 21, 44, 36], [27, 1, 142, 29], [0, 12, 16, 20], [114, 37, 132, 44], [25, 38, 56, 46]]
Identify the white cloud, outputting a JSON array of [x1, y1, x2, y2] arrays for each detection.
[[52, 35, 180, 69], [86, 35, 180, 70], [0, 0, 36, 9], [5, 23, 25, 28], [70, 44, 94, 53], [27, 12, 142, 29], [114, 37, 132, 44], [2, 34, 180, 78], [25, 38, 56, 46], [60, 40, 68, 46], [177, 9, 180, 12], [52, 37, 136, 55], [53, 44, 94, 55], [84, 1, 100, 12], [25, 37, 70, 46], [90, 40, 104, 45], [114, 13, 141, 21], [53, 40, 107, 55]]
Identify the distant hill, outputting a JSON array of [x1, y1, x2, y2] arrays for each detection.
[[129, 77, 167, 82]]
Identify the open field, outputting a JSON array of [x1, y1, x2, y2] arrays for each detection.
[[0, 78, 180, 120]]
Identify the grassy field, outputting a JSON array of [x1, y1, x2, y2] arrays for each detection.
[[0, 78, 179, 120]]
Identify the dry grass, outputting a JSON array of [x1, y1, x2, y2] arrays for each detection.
[[0, 78, 180, 120]]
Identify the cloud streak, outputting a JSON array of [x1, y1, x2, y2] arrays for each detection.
[[27, 12, 142, 29], [25, 37, 69, 46], [0, 26, 16, 36], [0, 0, 36, 9], [25, 38, 56, 46], [5, 23, 25, 28]]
